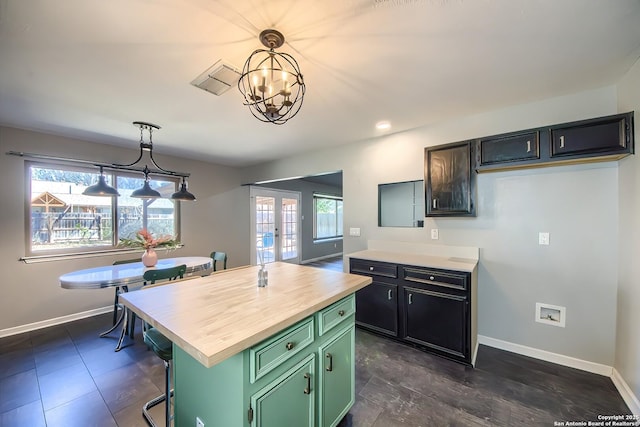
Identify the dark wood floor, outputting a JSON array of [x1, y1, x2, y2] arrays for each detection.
[[0, 257, 631, 426]]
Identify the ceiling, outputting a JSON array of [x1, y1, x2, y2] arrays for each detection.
[[1, 0, 639, 168]]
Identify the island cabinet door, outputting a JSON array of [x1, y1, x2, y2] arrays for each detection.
[[402, 287, 468, 361], [355, 280, 398, 337], [250, 354, 315, 427], [318, 326, 355, 427]]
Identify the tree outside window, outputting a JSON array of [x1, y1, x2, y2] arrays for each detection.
[[27, 162, 179, 256], [313, 194, 343, 240]]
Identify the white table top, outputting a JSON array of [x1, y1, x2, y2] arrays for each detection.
[[59, 256, 213, 289]]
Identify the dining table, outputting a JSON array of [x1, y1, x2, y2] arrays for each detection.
[[59, 256, 213, 350]]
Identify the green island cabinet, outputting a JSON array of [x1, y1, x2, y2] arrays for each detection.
[[173, 294, 356, 427]]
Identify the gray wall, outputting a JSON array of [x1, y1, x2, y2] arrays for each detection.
[[0, 127, 251, 331], [616, 58, 640, 405], [255, 178, 343, 262], [241, 85, 621, 366]]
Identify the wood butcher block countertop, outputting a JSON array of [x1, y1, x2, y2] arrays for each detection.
[[119, 262, 371, 368]]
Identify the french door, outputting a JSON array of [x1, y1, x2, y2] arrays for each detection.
[[250, 186, 301, 265]]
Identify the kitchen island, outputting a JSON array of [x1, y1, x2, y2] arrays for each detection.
[[119, 262, 371, 427]]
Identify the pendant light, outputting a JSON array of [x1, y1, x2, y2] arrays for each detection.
[[130, 166, 162, 199], [171, 177, 196, 201], [83, 166, 120, 197], [114, 121, 196, 201]]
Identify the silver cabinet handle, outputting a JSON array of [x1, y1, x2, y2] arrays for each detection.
[[429, 276, 435, 281], [560, 135, 565, 148], [408, 293, 413, 305], [369, 266, 374, 271], [387, 289, 393, 300], [526, 140, 531, 153], [433, 199, 437, 209]]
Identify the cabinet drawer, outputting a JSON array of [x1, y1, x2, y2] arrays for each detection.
[[318, 295, 355, 336], [250, 317, 314, 383], [401, 267, 468, 291], [479, 131, 539, 165], [350, 258, 397, 278]]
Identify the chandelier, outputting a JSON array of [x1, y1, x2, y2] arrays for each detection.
[[83, 121, 196, 201], [238, 29, 305, 125]]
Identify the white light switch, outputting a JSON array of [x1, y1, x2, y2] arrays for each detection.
[[431, 229, 439, 240], [349, 227, 361, 237], [538, 232, 550, 245]]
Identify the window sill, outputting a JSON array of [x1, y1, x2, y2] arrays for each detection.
[[20, 245, 185, 264], [313, 237, 343, 244]]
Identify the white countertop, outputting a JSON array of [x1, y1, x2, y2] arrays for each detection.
[[347, 241, 479, 272]]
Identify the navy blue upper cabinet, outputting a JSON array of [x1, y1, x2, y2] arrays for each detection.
[[550, 113, 632, 158], [476, 112, 634, 172], [478, 130, 540, 167], [425, 141, 476, 217]]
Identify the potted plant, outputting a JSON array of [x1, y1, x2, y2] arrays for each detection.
[[119, 229, 180, 267]]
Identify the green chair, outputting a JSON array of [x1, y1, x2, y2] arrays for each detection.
[[210, 251, 228, 271], [141, 264, 187, 427]]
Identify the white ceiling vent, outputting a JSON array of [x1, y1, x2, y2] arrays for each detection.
[[191, 60, 241, 96]]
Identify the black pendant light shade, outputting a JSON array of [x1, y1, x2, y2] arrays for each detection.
[[131, 166, 162, 199], [83, 166, 120, 197], [171, 177, 196, 201]]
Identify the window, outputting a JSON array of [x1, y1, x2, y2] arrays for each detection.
[[313, 194, 343, 241], [27, 162, 179, 256]]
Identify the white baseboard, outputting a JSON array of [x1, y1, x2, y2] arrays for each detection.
[[300, 253, 343, 264], [611, 368, 640, 416], [0, 306, 112, 338], [478, 335, 613, 376]]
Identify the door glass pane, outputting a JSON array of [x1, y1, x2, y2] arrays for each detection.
[[256, 196, 275, 264], [281, 197, 298, 260]]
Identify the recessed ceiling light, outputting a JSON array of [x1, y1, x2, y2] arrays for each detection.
[[376, 121, 391, 131]]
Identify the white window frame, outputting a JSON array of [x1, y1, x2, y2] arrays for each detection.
[[312, 193, 343, 242], [25, 160, 181, 259]]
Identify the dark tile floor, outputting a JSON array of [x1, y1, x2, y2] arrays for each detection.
[[0, 257, 631, 426]]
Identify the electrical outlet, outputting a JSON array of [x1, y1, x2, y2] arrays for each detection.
[[538, 232, 550, 245], [196, 417, 205, 427], [431, 229, 439, 240]]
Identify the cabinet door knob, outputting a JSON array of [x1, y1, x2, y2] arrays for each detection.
[[560, 135, 565, 148], [429, 276, 435, 281], [369, 266, 374, 271], [326, 353, 333, 372], [338, 309, 345, 316], [526, 140, 531, 153], [303, 373, 311, 394], [408, 293, 413, 305], [286, 342, 294, 351], [387, 289, 393, 300]]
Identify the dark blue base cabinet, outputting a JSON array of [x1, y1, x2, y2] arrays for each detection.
[[350, 258, 477, 366]]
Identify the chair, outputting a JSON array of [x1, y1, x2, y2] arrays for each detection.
[[141, 264, 187, 427], [210, 251, 228, 272]]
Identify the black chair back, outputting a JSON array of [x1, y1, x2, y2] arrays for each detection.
[[143, 264, 187, 285]]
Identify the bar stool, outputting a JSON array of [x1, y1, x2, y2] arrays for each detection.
[[140, 264, 186, 427]]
